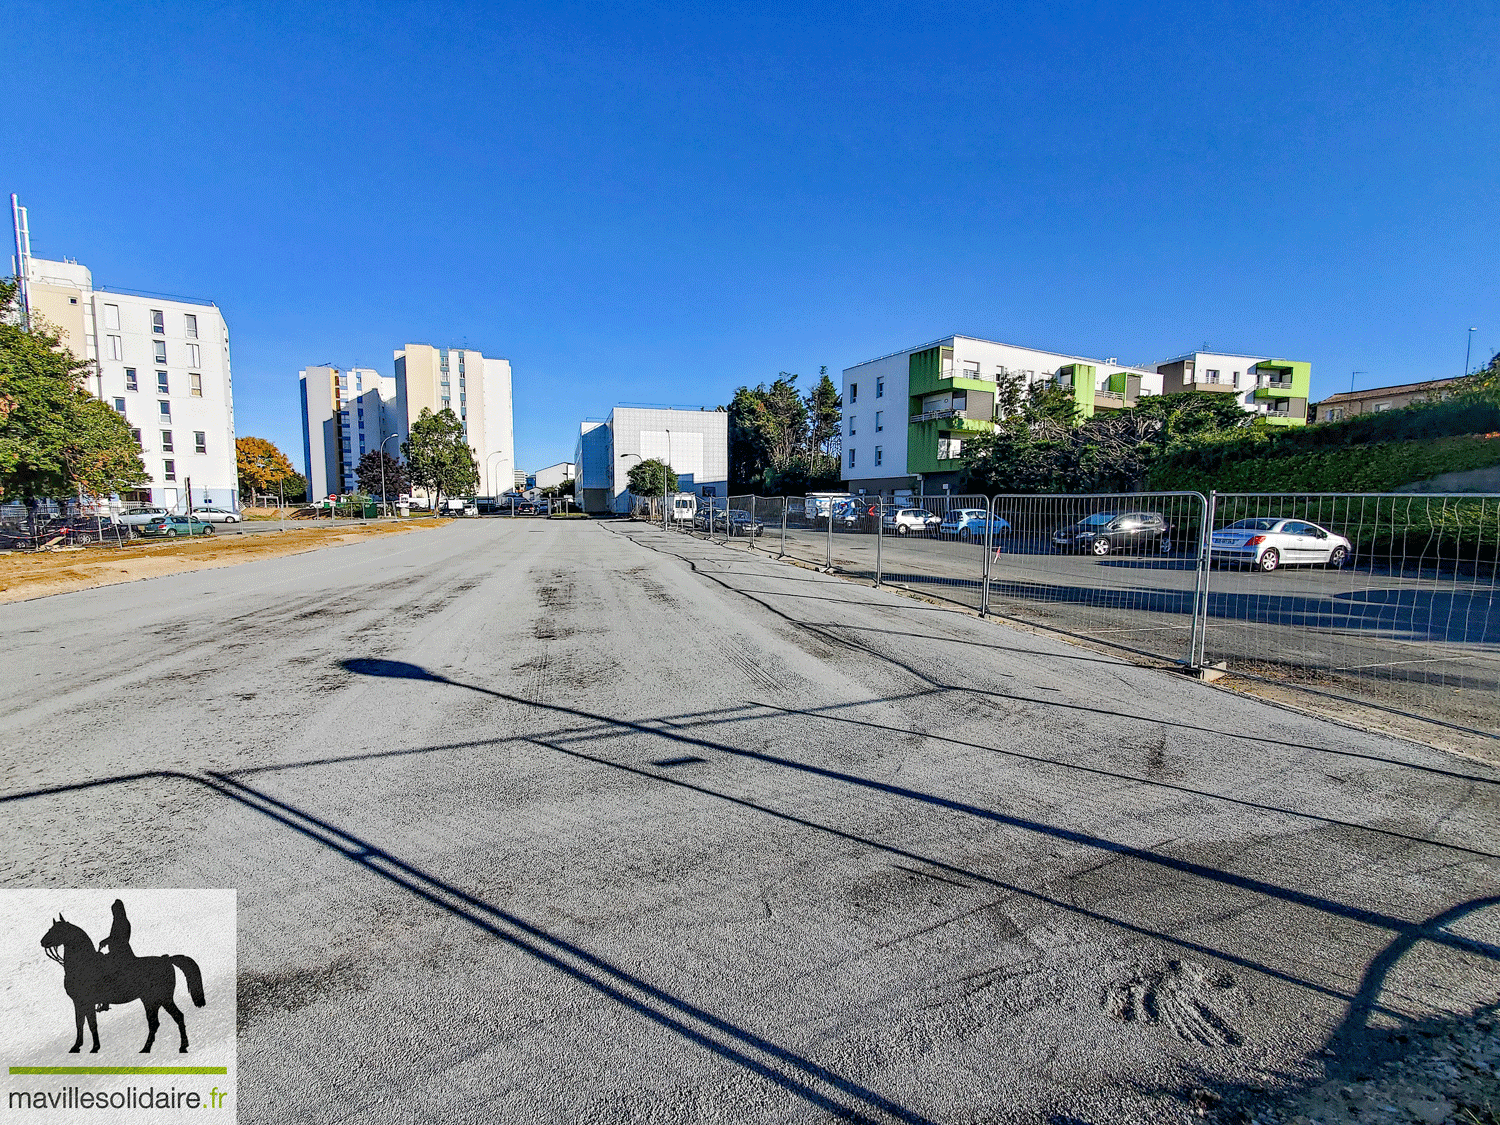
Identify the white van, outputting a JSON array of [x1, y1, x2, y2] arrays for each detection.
[[671, 493, 698, 524]]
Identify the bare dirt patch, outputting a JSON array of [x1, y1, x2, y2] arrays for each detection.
[[0, 519, 448, 604]]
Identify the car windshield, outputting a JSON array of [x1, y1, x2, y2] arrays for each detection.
[[1079, 513, 1115, 526], [1225, 519, 1279, 531]]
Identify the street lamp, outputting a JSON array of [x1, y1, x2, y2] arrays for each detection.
[[486, 451, 507, 514], [1466, 327, 1479, 378], [380, 433, 400, 518]]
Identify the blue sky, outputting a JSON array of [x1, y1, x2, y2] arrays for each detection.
[[4, 0, 1497, 469]]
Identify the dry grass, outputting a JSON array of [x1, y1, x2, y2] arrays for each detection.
[[0, 519, 448, 604]]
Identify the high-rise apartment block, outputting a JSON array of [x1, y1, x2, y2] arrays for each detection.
[[299, 366, 403, 501], [299, 345, 514, 502], [11, 197, 239, 510]]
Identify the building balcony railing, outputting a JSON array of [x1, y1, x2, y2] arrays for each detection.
[[1257, 377, 1295, 390], [1094, 389, 1125, 402], [910, 407, 966, 423]]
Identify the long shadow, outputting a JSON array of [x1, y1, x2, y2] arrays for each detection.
[[0, 765, 936, 1125], [338, 659, 1500, 964], [614, 526, 1500, 783]]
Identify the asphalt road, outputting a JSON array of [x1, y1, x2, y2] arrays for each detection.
[[754, 525, 1500, 733], [2, 519, 1497, 1124]]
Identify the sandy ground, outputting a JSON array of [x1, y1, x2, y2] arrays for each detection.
[[0, 518, 448, 604]]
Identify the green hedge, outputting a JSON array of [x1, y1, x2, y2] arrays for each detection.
[[1150, 434, 1500, 494]]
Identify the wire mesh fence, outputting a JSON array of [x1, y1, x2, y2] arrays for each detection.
[[983, 491, 1209, 663], [620, 488, 1499, 735], [1198, 492, 1499, 734]]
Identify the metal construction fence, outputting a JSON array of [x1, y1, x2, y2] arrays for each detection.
[[635, 490, 1499, 736]]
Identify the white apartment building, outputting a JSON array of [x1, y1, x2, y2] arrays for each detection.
[[573, 407, 728, 514], [13, 200, 238, 510], [299, 366, 403, 500], [532, 462, 575, 491], [842, 335, 1161, 495], [394, 345, 514, 499]]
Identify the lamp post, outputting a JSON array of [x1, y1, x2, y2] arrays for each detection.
[[486, 451, 507, 515], [619, 453, 644, 521], [380, 433, 400, 518], [663, 428, 672, 533], [1466, 327, 1478, 378]]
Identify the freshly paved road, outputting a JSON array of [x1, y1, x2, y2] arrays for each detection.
[[2, 518, 1497, 1124]]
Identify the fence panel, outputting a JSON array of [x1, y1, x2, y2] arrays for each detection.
[[1200, 493, 1500, 734], [724, 494, 762, 551], [856, 493, 993, 610], [979, 492, 1210, 664]]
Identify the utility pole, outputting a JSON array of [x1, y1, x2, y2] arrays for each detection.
[[185, 477, 193, 535]]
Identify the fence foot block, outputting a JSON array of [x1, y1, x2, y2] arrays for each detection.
[[1181, 661, 1229, 682]]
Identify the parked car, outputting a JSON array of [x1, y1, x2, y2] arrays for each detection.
[[1051, 512, 1173, 556], [514, 502, 539, 516], [938, 509, 1012, 542], [882, 508, 942, 536], [60, 518, 133, 544], [191, 506, 241, 523], [724, 509, 765, 537], [120, 506, 169, 527], [1210, 518, 1352, 572], [140, 515, 215, 538]]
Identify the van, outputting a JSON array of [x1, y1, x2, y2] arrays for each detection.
[[671, 493, 697, 524]]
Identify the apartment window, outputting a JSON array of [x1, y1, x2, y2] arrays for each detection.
[[848, 448, 856, 468], [112, 397, 126, 413], [161, 430, 175, 452], [875, 377, 884, 398], [849, 415, 856, 436], [1206, 369, 1220, 384], [442, 397, 450, 408], [184, 314, 198, 339], [961, 361, 980, 377], [874, 446, 883, 466], [158, 401, 171, 421], [875, 411, 883, 432], [163, 459, 176, 481], [103, 304, 120, 330], [157, 371, 170, 393], [130, 427, 142, 445], [1373, 401, 1392, 412], [938, 437, 964, 459], [186, 343, 201, 367], [124, 368, 138, 391], [107, 335, 123, 360], [1232, 371, 1241, 387], [150, 310, 165, 334], [849, 382, 858, 403], [194, 431, 206, 454], [154, 341, 167, 364], [951, 391, 968, 411], [188, 373, 202, 397]]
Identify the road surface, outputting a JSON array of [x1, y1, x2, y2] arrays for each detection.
[[1, 518, 1496, 1123]]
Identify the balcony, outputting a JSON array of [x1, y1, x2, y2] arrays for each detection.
[[910, 407, 965, 423], [1257, 376, 1295, 390]]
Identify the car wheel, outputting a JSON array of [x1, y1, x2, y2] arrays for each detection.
[[1091, 537, 1111, 556], [167, 529, 178, 537], [959, 528, 972, 542], [1258, 547, 1280, 572], [228, 516, 239, 523], [896, 525, 908, 536], [204, 527, 214, 535], [1159, 539, 1173, 555]]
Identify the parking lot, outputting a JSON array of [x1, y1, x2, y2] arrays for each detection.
[[3, 517, 1496, 1123]]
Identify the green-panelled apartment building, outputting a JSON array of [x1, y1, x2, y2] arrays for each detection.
[[841, 335, 1309, 496]]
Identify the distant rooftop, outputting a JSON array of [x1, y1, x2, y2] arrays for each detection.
[[1312, 376, 1462, 405]]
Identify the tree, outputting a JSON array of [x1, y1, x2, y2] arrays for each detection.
[[402, 407, 478, 514], [1, 278, 147, 531], [626, 458, 677, 500], [726, 368, 841, 493], [355, 450, 408, 501], [236, 436, 298, 503], [281, 472, 308, 503]]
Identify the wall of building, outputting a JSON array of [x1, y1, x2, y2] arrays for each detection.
[[393, 345, 512, 498], [608, 407, 728, 512]]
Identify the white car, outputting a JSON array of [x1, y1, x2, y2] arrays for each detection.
[[119, 506, 168, 527], [190, 507, 241, 523], [1210, 518, 1352, 572]]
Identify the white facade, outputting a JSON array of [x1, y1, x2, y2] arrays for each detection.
[[842, 335, 1160, 490], [24, 255, 239, 511], [393, 345, 514, 499], [300, 366, 402, 500], [573, 407, 728, 514], [533, 462, 575, 491]]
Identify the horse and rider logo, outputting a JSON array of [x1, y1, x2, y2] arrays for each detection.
[[39, 898, 207, 1054]]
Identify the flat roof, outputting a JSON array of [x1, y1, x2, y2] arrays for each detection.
[[843, 334, 1153, 375]]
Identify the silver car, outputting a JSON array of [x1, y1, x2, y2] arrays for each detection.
[[1210, 518, 1352, 572], [191, 507, 241, 523]]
